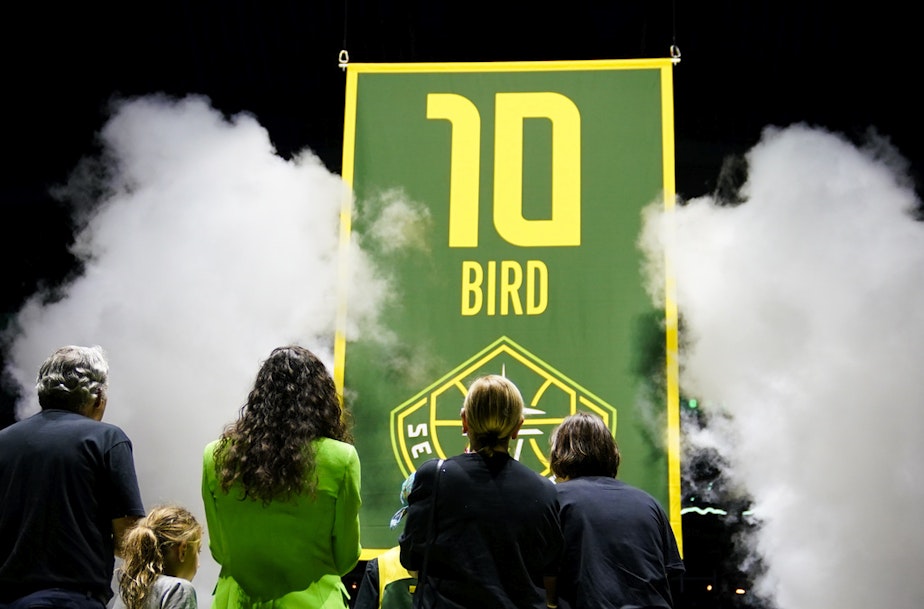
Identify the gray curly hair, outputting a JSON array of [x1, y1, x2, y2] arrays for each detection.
[[36, 345, 109, 412]]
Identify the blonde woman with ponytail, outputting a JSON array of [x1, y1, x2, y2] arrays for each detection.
[[115, 505, 203, 609], [398, 375, 563, 609]]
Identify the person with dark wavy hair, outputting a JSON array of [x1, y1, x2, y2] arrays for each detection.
[[549, 412, 684, 609], [201, 345, 361, 609]]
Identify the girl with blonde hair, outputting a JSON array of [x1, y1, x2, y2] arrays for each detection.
[[115, 505, 202, 609]]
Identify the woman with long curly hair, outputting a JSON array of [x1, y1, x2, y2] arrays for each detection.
[[201, 346, 361, 609]]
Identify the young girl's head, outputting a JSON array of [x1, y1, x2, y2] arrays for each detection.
[[119, 505, 203, 609], [462, 375, 525, 456]]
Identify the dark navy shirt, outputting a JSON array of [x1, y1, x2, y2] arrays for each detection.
[[0, 409, 145, 602], [400, 452, 563, 609], [556, 476, 684, 609]]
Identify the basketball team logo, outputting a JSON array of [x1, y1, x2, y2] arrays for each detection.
[[390, 336, 618, 478]]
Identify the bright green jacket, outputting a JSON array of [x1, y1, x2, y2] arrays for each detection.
[[202, 437, 362, 609]]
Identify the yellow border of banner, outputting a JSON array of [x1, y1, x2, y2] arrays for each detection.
[[338, 58, 682, 557]]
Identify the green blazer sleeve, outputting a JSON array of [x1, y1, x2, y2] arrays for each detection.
[[331, 443, 362, 575], [201, 440, 225, 565]]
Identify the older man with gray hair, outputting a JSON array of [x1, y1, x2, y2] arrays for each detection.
[[0, 345, 145, 609]]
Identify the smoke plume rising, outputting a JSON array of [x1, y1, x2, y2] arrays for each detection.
[[3, 94, 384, 605], [640, 124, 924, 608]]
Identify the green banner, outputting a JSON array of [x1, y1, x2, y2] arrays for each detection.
[[338, 59, 681, 557]]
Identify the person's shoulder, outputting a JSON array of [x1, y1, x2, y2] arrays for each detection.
[[507, 455, 551, 478], [42, 409, 127, 433], [416, 455, 444, 473], [556, 475, 615, 496], [575, 477, 663, 506], [65, 412, 132, 441], [314, 437, 359, 464], [94, 418, 131, 436], [0, 415, 29, 438], [611, 477, 657, 499], [315, 437, 356, 452], [24, 409, 103, 428], [625, 482, 669, 512], [504, 457, 557, 491], [409, 456, 445, 486], [202, 438, 222, 464], [155, 575, 197, 608], [157, 574, 195, 590]]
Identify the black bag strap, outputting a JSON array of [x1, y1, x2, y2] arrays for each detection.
[[414, 458, 445, 608]]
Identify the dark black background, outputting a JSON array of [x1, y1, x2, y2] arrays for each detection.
[[2, 3, 919, 606]]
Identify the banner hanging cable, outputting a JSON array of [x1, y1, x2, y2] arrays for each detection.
[[671, 0, 682, 64], [339, 0, 349, 71]]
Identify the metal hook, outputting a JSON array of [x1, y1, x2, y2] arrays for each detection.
[[670, 44, 681, 65], [338, 49, 350, 71]]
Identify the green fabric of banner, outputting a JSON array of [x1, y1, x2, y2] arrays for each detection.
[[340, 60, 679, 553]]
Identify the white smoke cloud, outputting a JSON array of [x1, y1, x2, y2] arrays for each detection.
[[359, 187, 434, 255], [640, 124, 924, 608], [4, 94, 385, 606]]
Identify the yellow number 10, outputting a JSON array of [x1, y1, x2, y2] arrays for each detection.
[[427, 92, 582, 248]]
